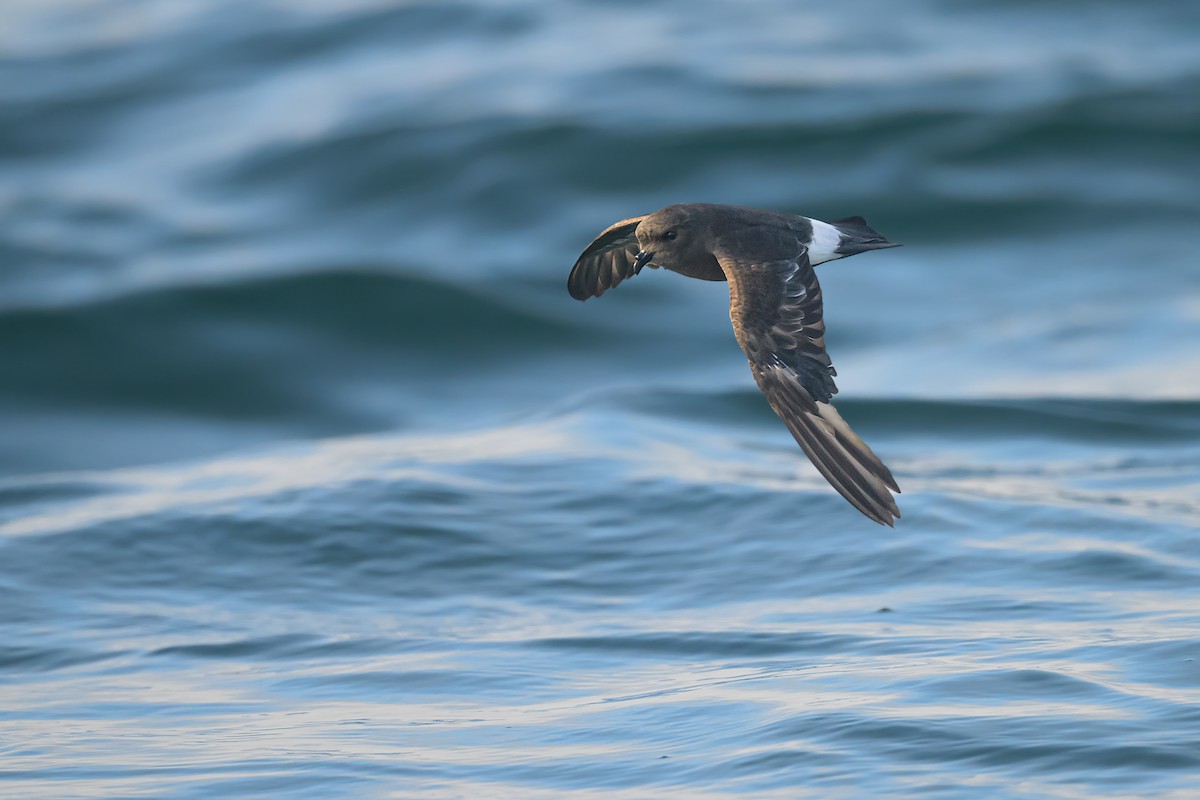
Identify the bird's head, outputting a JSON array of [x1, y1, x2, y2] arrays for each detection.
[[633, 205, 708, 273]]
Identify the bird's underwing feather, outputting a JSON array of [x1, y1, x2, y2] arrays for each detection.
[[568, 215, 647, 300]]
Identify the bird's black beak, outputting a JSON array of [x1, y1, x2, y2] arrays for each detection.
[[633, 250, 654, 273]]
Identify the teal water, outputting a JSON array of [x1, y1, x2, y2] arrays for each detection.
[[2, 1, 1199, 797]]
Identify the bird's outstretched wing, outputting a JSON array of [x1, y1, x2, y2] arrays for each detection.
[[717, 248, 901, 525], [568, 215, 647, 300]]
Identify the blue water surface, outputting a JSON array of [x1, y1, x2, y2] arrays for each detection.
[[2, 1, 1199, 797]]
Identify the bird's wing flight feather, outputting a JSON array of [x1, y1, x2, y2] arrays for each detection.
[[716, 248, 901, 525], [568, 215, 647, 300]]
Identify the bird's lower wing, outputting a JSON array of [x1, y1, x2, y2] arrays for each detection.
[[568, 215, 647, 300], [718, 249, 901, 526], [750, 361, 900, 525]]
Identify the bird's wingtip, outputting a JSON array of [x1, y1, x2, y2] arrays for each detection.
[[567, 278, 592, 301]]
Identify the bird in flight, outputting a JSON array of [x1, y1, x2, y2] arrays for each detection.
[[568, 203, 902, 525]]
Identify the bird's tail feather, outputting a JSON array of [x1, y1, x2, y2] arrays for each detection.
[[831, 216, 902, 256]]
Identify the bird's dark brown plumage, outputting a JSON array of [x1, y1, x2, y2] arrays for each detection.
[[568, 203, 902, 525], [567, 215, 647, 300]]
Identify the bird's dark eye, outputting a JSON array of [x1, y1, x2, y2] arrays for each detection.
[[665, 231, 677, 240]]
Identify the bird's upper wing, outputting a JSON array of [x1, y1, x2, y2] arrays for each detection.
[[716, 247, 901, 525], [568, 215, 647, 300]]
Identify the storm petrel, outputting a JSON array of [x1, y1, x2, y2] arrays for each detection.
[[568, 203, 902, 525]]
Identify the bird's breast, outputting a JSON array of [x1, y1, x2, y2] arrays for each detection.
[[664, 254, 726, 282]]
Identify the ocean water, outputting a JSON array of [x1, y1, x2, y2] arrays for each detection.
[[2, 0, 1199, 797]]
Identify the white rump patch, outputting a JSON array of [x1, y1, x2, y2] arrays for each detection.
[[807, 218, 843, 265]]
